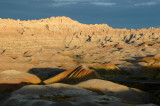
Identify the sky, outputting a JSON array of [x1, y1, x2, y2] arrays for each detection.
[[0, 0, 160, 29]]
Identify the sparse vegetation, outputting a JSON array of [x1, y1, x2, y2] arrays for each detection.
[[121, 101, 142, 104], [84, 87, 105, 95], [39, 95, 77, 102]]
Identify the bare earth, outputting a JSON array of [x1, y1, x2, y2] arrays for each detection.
[[0, 17, 160, 106]]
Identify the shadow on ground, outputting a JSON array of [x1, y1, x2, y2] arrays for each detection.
[[28, 68, 66, 81]]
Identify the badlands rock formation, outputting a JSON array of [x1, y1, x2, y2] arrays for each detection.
[[0, 16, 160, 71], [0, 17, 160, 105], [0, 16, 160, 50], [43, 65, 100, 84]]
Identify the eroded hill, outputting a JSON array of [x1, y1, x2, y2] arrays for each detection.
[[0, 17, 159, 71], [0, 17, 160, 105], [0, 16, 160, 51]]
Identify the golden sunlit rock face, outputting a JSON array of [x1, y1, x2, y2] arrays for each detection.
[[0, 16, 160, 51], [0, 17, 160, 106], [0, 16, 159, 71], [43, 65, 100, 84]]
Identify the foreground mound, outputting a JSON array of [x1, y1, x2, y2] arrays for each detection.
[[0, 79, 157, 106], [76, 79, 154, 103]]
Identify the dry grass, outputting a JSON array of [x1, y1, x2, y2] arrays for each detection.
[[84, 87, 104, 95], [121, 101, 142, 104], [39, 95, 77, 102], [96, 101, 109, 104]]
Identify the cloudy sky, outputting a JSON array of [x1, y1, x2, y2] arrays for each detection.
[[0, 0, 160, 29]]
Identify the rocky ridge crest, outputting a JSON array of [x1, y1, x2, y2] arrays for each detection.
[[0, 16, 160, 52]]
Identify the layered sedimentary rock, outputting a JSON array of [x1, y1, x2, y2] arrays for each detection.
[[0, 16, 160, 71], [43, 65, 100, 84], [0, 16, 160, 52]]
